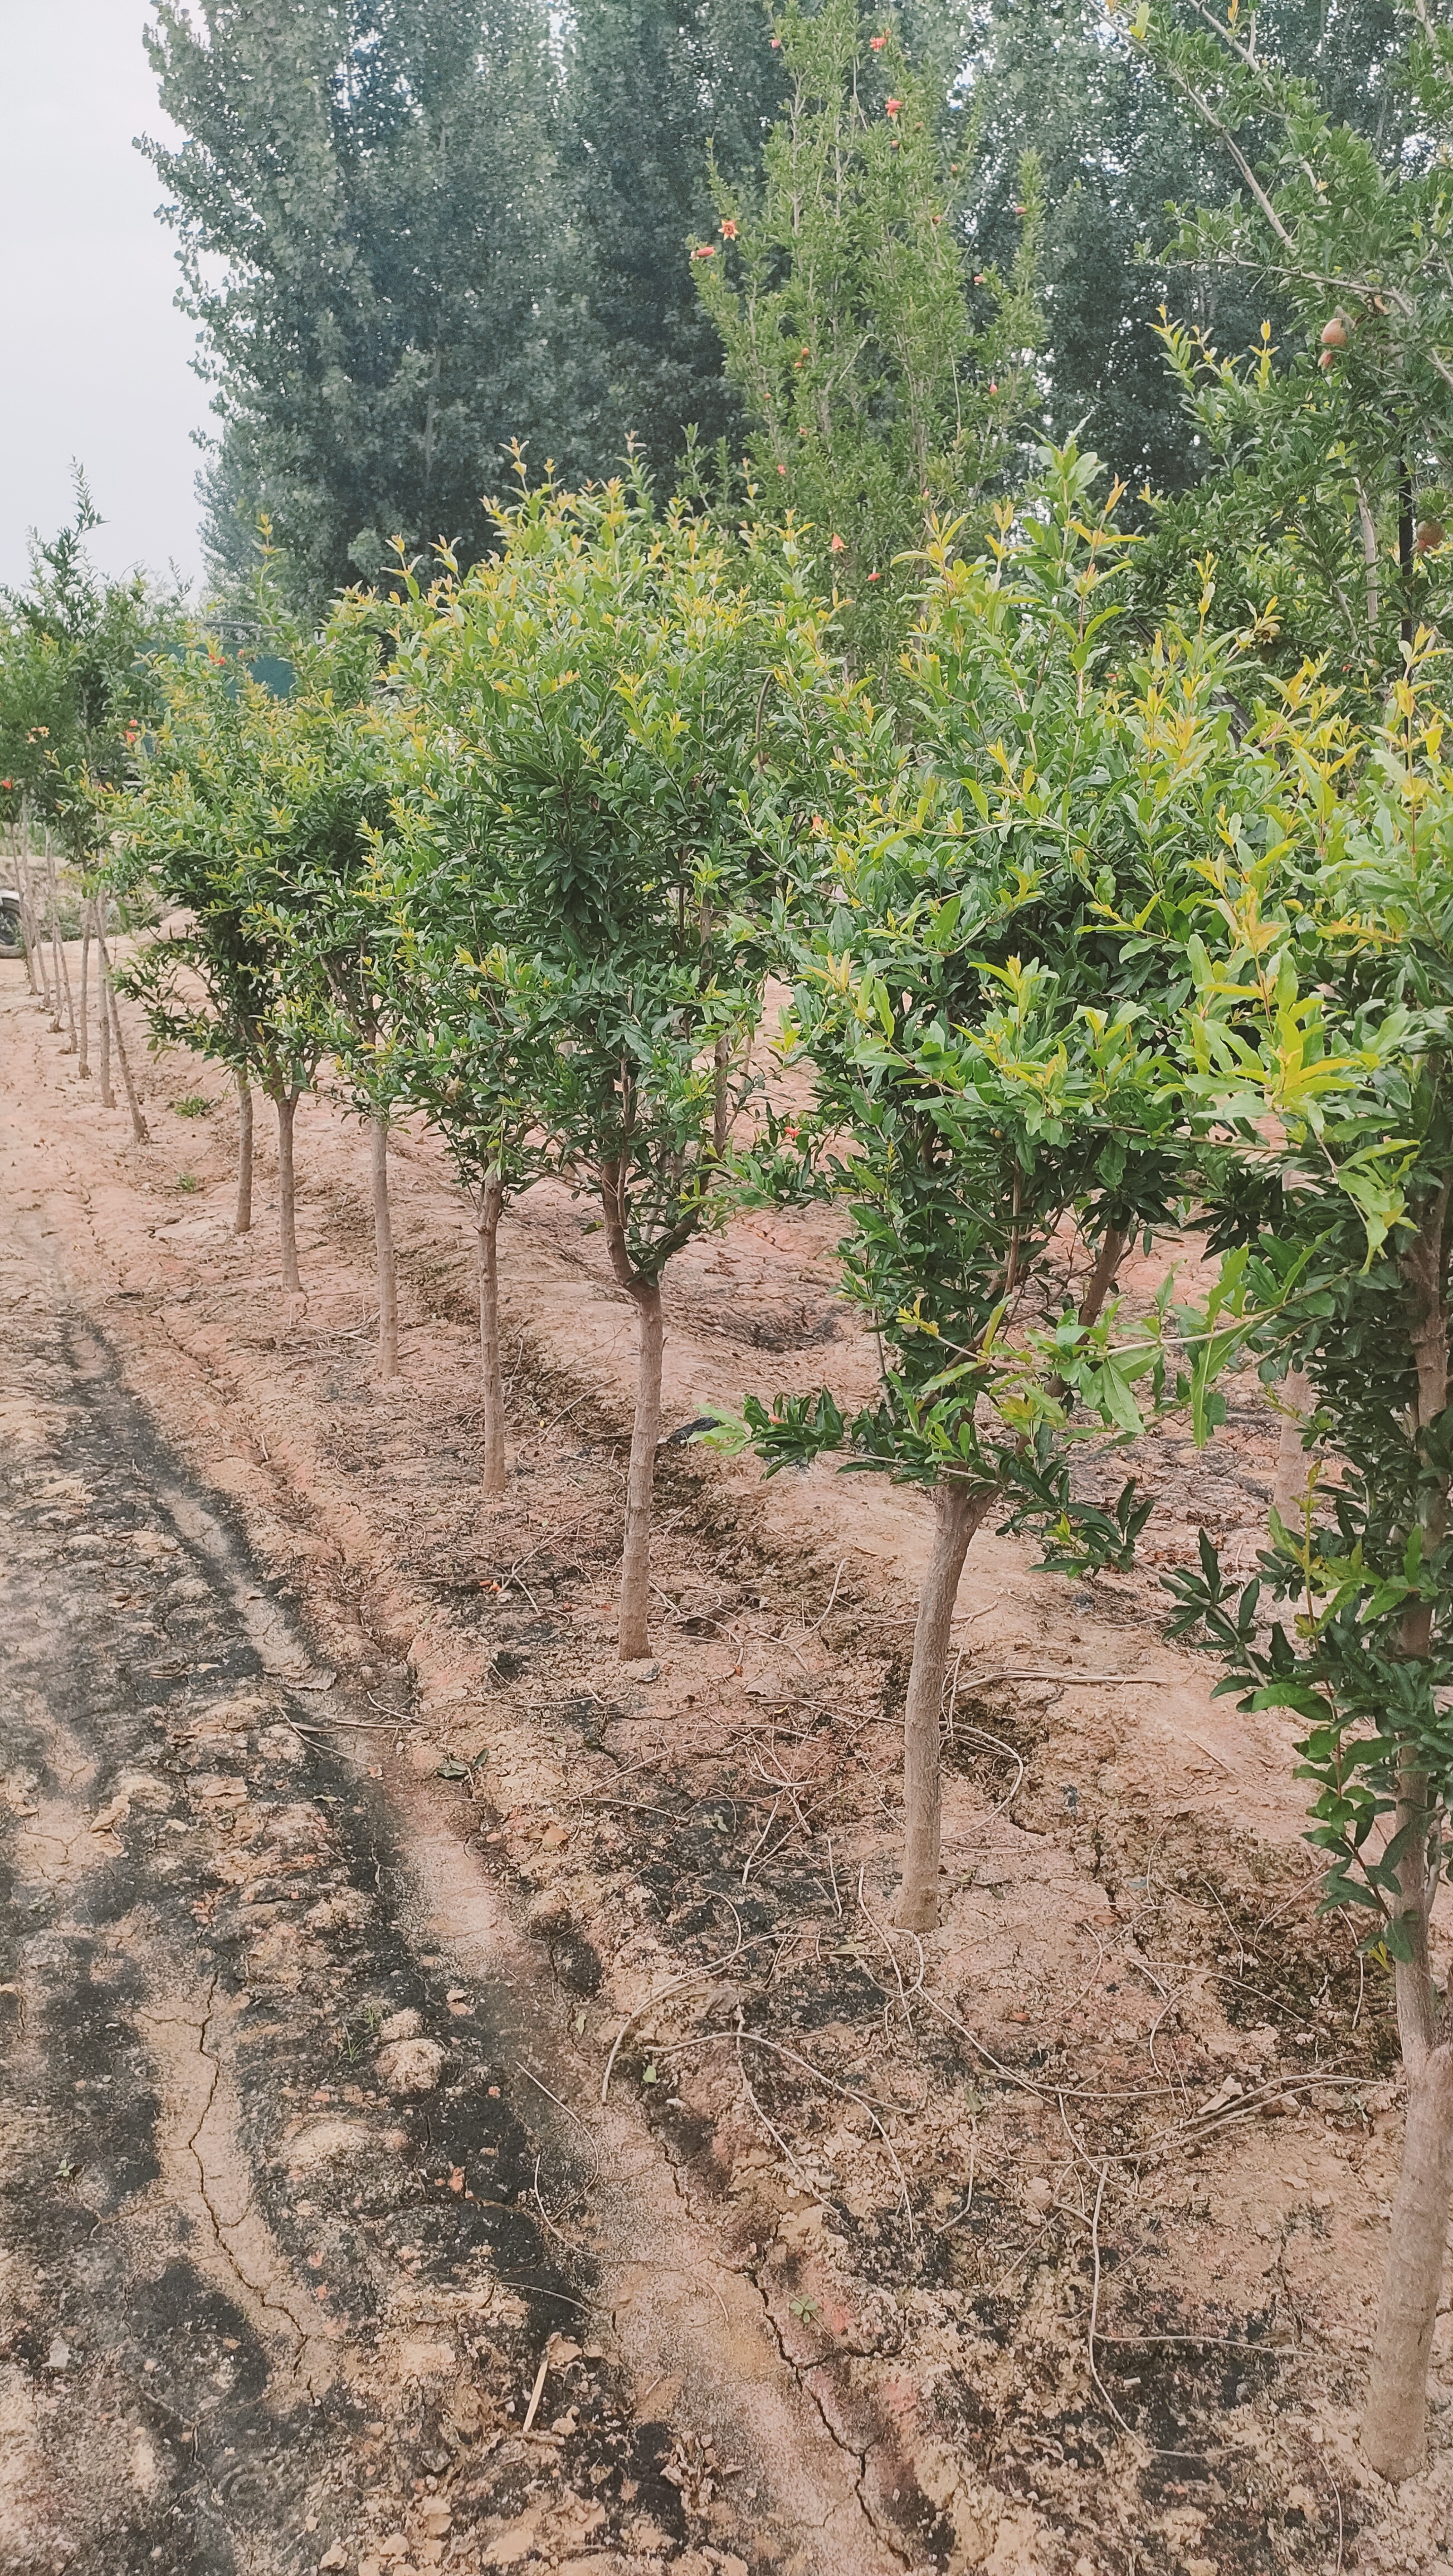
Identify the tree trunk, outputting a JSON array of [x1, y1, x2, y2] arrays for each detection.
[[95, 928, 148, 1143], [234, 1072, 253, 1235], [713, 1028, 732, 1158], [476, 1171, 506, 1498], [47, 847, 76, 1052], [1079, 1224, 1127, 1332], [1391, 1765, 1440, 2068], [97, 911, 113, 1108], [897, 1476, 989, 1931], [1271, 1367, 1315, 1525], [370, 1114, 399, 1380], [1362, 1195, 1453, 2472], [18, 833, 42, 1000], [618, 1276, 664, 1661], [1363, 2042, 1453, 2480], [42, 845, 61, 1033], [77, 902, 92, 1079], [275, 1092, 301, 1291]]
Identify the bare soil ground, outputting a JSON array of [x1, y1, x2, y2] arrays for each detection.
[[5, 949, 1453, 2576]]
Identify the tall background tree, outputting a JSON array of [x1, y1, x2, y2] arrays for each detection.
[[960, 0, 1409, 498], [694, 0, 1042, 668], [559, 0, 787, 494], [144, 0, 562, 602]]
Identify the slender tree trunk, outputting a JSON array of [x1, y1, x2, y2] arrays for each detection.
[[1363, 1198, 1452, 2476], [476, 1171, 506, 1497], [42, 841, 61, 1033], [1400, 456, 1416, 648], [713, 1029, 732, 1159], [95, 925, 148, 1143], [1271, 1366, 1315, 1526], [897, 1476, 991, 1931], [17, 832, 41, 1000], [275, 1091, 301, 1291], [1079, 1224, 1127, 1331], [1049, 1224, 1128, 1409], [46, 847, 76, 1052], [1391, 1764, 1440, 2068], [1355, 481, 1382, 636], [370, 1114, 399, 1380], [234, 1071, 253, 1234], [618, 1276, 664, 1661], [1363, 2043, 1453, 2480], [96, 908, 113, 1109], [77, 902, 92, 1079]]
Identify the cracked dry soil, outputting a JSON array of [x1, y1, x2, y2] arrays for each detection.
[[1, 1284, 860, 2576]]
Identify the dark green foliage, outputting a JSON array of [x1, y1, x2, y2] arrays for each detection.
[[1123, 0, 1452, 674], [960, 0, 1410, 499], [560, 0, 787, 492], [144, 0, 561, 602]]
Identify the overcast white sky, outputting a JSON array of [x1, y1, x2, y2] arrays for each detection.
[[1, 2, 209, 594]]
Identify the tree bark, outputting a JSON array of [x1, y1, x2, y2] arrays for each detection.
[[77, 902, 92, 1079], [713, 1029, 732, 1159], [368, 1114, 399, 1379], [618, 1276, 664, 1661], [275, 1091, 301, 1290], [41, 846, 61, 1033], [1391, 1765, 1440, 2069], [476, 1171, 506, 1497], [96, 913, 113, 1108], [234, 1072, 253, 1235], [897, 1477, 991, 1931], [1079, 1224, 1127, 1332], [1362, 1191, 1453, 2472], [1363, 2042, 1453, 2480], [47, 847, 76, 1053], [95, 929, 148, 1143], [1271, 1366, 1315, 1525], [17, 833, 42, 1000]]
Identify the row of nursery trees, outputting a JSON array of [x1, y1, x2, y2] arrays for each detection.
[[87, 448, 1453, 2486], [11, 0, 1453, 2501]]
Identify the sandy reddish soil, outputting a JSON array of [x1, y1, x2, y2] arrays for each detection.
[[4, 940, 1453, 2576]]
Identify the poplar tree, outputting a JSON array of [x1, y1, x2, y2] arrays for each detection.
[[561, 0, 787, 493], [143, 0, 562, 603]]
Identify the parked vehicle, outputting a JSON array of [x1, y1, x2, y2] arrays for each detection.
[[0, 890, 22, 953]]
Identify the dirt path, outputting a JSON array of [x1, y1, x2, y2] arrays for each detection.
[[8, 955, 1453, 2575], [0, 1237, 888, 2575]]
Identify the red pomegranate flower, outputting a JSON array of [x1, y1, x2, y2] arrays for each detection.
[[870, 32, 887, 47], [885, 96, 901, 116], [693, 243, 715, 260], [828, 533, 846, 553], [720, 219, 738, 239]]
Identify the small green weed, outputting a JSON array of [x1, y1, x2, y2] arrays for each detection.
[[173, 1096, 212, 1118], [176, 1174, 201, 1194]]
